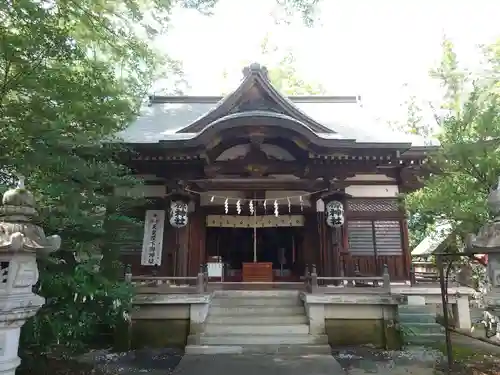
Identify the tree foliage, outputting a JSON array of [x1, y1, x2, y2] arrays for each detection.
[[0, 0, 218, 352], [388, 87, 431, 141], [219, 33, 325, 96], [0, 0, 324, 354], [259, 33, 325, 95], [405, 38, 500, 248], [273, 0, 320, 27]]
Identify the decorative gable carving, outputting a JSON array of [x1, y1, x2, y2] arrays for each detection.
[[228, 85, 285, 115], [176, 63, 334, 134]]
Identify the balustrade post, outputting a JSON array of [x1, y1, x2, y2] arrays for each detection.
[[382, 264, 390, 292], [350, 264, 361, 286], [202, 263, 208, 287], [409, 263, 416, 286], [196, 271, 205, 293], [303, 264, 309, 288], [124, 264, 132, 283], [311, 264, 318, 293]]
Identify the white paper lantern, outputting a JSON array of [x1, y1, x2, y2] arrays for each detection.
[[169, 201, 188, 228], [325, 200, 344, 228]]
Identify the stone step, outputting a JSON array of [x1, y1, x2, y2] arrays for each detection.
[[209, 305, 305, 316], [185, 344, 332, 355], [189, 333, 328, 346], [204, 323, 309, 335], [213, 290, 300, 298], [399, 305, 436, 315], [399, 312, 436, 324], [404, 333, 445, 345], [211, 297, 302, 307], [206, 314, 308, 325], [402, 322, 444, 335]]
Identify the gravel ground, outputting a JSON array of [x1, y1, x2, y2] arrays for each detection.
[[332, 338, 500, 375], [76, 348, 184, 375], [332, 345, 446, 375], [20, 333, 500, 375]]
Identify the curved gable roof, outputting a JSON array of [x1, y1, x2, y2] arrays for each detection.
[[176, 63, 334, 134]]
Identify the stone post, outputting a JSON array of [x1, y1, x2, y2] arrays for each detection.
[[0, 182, 61, 375]]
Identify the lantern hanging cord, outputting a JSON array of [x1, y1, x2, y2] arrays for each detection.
[[183, 188, 328, 202]]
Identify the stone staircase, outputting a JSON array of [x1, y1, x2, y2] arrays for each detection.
[[398, 304, 445, 345], [185, 290, 330, 355]]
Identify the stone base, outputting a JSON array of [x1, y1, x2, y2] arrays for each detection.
[[325, 319, 401, 349], [131, 319, 189, 349]]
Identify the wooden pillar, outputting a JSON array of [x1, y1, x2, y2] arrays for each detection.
[[331, 226, 342, 277], [176, 226, 189, 277], [303, 212, 320, 269], [163, 226, 176, 276], [187, 209, 206, 277], [342, 204, 354, 277], [401, 218, 411, 280], [317, 211, 330, 277]]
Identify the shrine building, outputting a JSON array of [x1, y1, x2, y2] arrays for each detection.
[[116, 63, 434, 283]]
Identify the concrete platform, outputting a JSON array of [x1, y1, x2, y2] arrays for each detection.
[[185, 344, 333, 355], [171, 354, 344, 375]]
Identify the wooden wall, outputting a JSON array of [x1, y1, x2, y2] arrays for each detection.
[[121, 196, 410, 281], [343, 197, 409, 281]]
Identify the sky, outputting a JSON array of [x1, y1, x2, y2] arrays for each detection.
[[156, 0, 500, 123]]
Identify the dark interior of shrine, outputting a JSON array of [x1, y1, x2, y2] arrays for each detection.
[[205, 226, 304, 279]]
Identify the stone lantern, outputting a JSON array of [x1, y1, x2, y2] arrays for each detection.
[[0, 180, 61, 375], [466, 177, 500, 340]]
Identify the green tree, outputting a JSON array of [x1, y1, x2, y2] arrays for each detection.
[[260, 35, 325, 95], [0, 0, 218, 352], [219, 34, 324, 96], [219, 34, 324, 95], [0, 0, 323, 352], [272, 0, 320, 27], [405, 38, 500, 248], [388, 86, 431, 141]]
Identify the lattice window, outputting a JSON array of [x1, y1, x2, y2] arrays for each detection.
[[347, 220, 402, 255], [347, 199, 400, 212], [374, 221, 402, 255], [348, 221, 374, 255]]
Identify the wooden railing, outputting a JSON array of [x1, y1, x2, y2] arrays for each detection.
[[304, 264, 391, 294], [409, 262, 439, 285], [124, 265, 208, 294]]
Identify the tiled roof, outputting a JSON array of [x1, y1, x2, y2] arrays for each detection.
[[411, 222, 453, 256], [118, 99, 437, 147]]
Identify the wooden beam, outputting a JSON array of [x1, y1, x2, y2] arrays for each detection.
[[188, 178, 328, 191]]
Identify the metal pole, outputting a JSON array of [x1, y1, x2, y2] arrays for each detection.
[[437, 255, 453, 373]]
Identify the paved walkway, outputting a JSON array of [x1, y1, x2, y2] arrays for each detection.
[[451, 330, 500, 354], [171, 354, 344, 375]]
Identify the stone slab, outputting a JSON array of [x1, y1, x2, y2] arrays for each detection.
[[407, 295, 426, 305], [171, 354, 344, 375]]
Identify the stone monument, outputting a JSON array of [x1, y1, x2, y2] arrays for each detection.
[[0, 178, 61, 375], [466, 176, 500, 340]]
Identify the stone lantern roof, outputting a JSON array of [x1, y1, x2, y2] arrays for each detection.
[[466, 177, 500, 253], [0, 178, 60, 254]]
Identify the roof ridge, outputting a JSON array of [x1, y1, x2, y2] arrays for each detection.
[[148, 94, 361, 104]]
